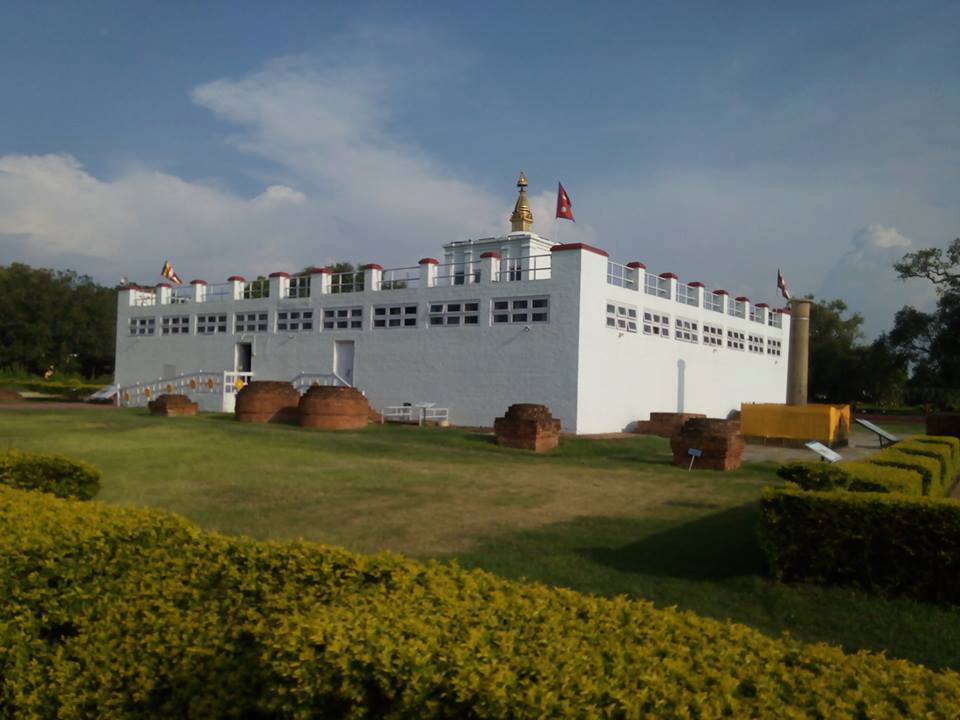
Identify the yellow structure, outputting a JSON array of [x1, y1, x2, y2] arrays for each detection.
[[740, 403, 851, 448], [509, 171, 534, 232]]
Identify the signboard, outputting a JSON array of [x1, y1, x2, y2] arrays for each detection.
[[804, 441, 843, 464], [854, 418, 900, 447], [687, 447, 702, 470]]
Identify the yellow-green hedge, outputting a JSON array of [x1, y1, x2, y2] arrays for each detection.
[[3, 485, 959, 718], [776, 461, 923, 495], [867, 448, 942, 496], [913, 434, 960, 465], [896, 438, 957, 495], [762, 486, 960, 605], [0, 449, 100, 499]]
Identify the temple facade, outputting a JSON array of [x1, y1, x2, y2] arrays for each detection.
[[114, 174, 790, 433]]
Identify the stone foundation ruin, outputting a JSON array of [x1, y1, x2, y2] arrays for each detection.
[[634, 412, 707, 438], [234, 381, 300, 424], [670, 417, 744, 471], [494, 404, 561, 452], [298, 386, 370, 430], [148, 394, 198, 417]]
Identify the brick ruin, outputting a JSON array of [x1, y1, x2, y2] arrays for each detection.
[[148, 393, 199, 417], [234, 381, 300, 424], [634, 412, 707, 438], [494, 403, 561, 452], [670, 417, 744, 471]]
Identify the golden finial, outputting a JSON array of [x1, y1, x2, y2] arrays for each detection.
[[510, 171, 534, 232]]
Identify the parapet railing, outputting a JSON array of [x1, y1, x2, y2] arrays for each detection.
[[116, 370, 253, 407], [606, 261, 637, 290], [495, 254, 552, 282]]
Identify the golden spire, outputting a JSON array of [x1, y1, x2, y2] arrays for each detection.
[[510, 171, 534, 232]]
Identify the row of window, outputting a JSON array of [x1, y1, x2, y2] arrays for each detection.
[[129, 297, 550, 337], [604, 302, 783, 356]]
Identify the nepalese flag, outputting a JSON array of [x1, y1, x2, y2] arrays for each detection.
[[556, 182, 575, 221], [161, 260, 183, 285], [777, 268, 791, 301]]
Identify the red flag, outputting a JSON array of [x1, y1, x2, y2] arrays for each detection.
[[777, 268, 791, 301], [161, 259, 183, 286], [556, 182, 574, 221]]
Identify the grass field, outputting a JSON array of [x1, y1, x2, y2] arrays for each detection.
[[2, 408, 959, 671]]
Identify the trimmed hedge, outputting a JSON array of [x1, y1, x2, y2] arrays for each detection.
[[3, 486, 960, 717], [776, 461, 923, 496], [0, 449, 100, 499], [897, 439, 956, 495], [913, 434, 960, 465], [762, 486, 960, 604], [867, 448, 942, 497]]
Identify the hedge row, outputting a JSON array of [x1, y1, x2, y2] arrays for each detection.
[[0, 449, 100, 499], [776, 461, 924, 496], [762, 486, 960, 604], [3, 486, 959, 718]]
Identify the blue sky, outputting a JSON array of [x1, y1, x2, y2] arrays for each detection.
[[1, 0, 958, 336]]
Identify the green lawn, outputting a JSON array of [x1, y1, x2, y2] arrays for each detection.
[[3, 407, 959, 671]]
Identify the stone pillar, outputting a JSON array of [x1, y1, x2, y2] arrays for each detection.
[[479, 252, 501, 282], [228, 276, 246, 300], [311, 267, 332, 294], [627, 261, 645, 292], [362, 264, 383, 292], [419, 257, 439, 287], [156, 283, 172, 304], [269, 271, 290, 298], [786, 298, 813, 406], [190, 279, 207, 302]]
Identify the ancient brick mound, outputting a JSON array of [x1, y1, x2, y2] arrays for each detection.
[[0, 388, 23, 403], [235, 381, 300, 424], [927, 413, 960, 440], [148, 394, 198, 417], [494, 403, 561, 452], [298, 386, 370, 430], [670, 418, 744, 471], [634, 412, 706, 438]]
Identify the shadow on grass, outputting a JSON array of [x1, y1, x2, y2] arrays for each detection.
[[577, 501, 764, 581]]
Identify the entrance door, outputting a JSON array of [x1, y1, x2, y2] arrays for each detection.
[[334, 340, 355, 386], [235, 343, 252, 373]]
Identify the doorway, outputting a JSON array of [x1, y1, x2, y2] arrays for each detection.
[[235, 343, 252, 373], [334, 340, 354, 386]]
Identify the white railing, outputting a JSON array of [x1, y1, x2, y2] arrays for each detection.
[[133, 292, 157, 307], [286, 276, 311, 299], [223, 372, 255, 394], [728, 299, 746, 319], [329, 271, 362, 294], [170, 286, 193, 304], [704, 293, 724, 313], [495, 254, 551, 282], [606, 261, 637, 290], [379, 266, 420, 290], [380, 403, 449, 426], [435, 260, 480, 286], [117, 371, 231, 407], [676, 283, 699, 307], [644, 274, 670, 298], [768, 312, 783, 328], [205, 283, 233, 302], [749, 307, 765, 323]]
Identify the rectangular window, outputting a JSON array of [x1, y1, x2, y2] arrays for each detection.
[[750, 306, 765, 323], [241, 279, 270, 299], [197, 314, 228, 335], [748, 334, 765, 353], [705, 293, 724, 313], [128, 317, 155, 336], [287, 276, 311, 299], [642, 310, 670, 338], [492, 296, 549, 324], [644, 274, 670, 298], [161, 315, 190, 335], [606, 302, 638, 333], [727, 329, 745, 350], [277, 310, 314, 332], [323, 307, 363, 330], [235, 312, 269, 333], [374, 304, 418, 329], [728, 299, 746, 319], [703, 323, 723, 347], [429, 301, 480, 327], [768, 312, 783, 328], [767, 338, 782, 356], [675, 317, 699, 343], [676, 284, 699, 307]]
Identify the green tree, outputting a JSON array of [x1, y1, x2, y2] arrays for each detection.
[[0, 263, 116, 378]]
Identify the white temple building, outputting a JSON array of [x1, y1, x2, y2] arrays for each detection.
[[114, 173, 790, 433]]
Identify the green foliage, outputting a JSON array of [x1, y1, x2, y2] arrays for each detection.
[[0, 450, 101, 499], [762, 486, 960, 605], [0, 262, 117, 378], [776, 460, 923, 496], [2, 485, 959, 718], [867, 448, 942, 497], [895, 439, 956, 495], [912, 435, 960, 464]]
